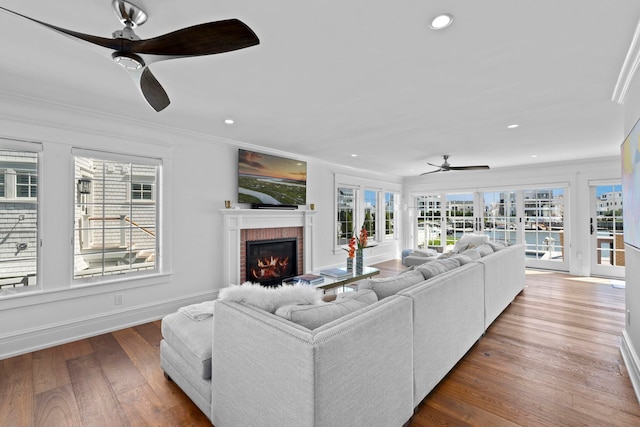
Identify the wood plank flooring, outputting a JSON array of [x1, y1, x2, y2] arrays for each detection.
[[1, 265, 638, 426]]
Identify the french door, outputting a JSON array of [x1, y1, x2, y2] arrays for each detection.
[[590, 183, 625, 278], [413, 186, 569, 271]]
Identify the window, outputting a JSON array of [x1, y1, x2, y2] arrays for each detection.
[[0, 147, 39, 291], [364, 190, 377, 241], [385, 192, 396, 239], [16, 170, 37, 198], [524, 188, 565, 261], [337, 187, 356, 245], [132, 182, 154, 201], [483, 190, 517, 244], [73, 151, 160, 280], [445, 193, 475, 250], [415, 195, 442, 249], [334, 174, 400, 250]]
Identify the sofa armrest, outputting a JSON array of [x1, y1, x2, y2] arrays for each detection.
[[211, 296, 414, 427]]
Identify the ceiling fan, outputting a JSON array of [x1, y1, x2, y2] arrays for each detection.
[[0, 0, 259, 112], [420, 155, 490, 175]]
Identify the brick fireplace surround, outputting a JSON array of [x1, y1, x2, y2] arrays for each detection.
[[220, 209, 317, 286]]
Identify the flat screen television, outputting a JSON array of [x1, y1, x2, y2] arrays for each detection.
[[621, 117, 640, 250], [238, 149, 307, 206]]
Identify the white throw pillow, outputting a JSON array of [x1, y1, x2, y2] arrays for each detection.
[[452, 233, 490, 253], [218, 282, 323, 313]]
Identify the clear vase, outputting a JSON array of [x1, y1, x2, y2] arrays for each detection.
[[355, 249, 364, 274], [346, 257, 353, 272]]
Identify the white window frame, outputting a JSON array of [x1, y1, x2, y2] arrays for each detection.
[[0, 140, 42, 294], [334, 173, 401, 252], [72, 148, 162, 283], [384, 191, 398, 240]]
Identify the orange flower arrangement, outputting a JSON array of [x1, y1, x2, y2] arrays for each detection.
[[347, 236, 357, 258], [357, 224, 368, 249], [345, 223, 369, 258]]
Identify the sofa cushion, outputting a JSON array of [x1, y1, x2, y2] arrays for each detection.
[[411, 248, 438, 257], [403, 254, 439, 267], [417, 261, 449, 279], [476, 243, 495, 257], [359, 269, 424, 299], [432, 258, 461, 271], [452, 233, 489, 253], [450, 253, 475, 265], [275, 298, 370, 329], [336, 288, 378, 304], [460, 247, 482, 260], [218, 282, 323, 313], [487, 240, 508, 251], [437, 251, 456, 259], [161, 312, 213, 380]]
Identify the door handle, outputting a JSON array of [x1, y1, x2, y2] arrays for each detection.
[[590, 218, 594, 235]]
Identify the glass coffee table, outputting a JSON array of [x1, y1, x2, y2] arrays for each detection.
[[314, 266, 380, 293]]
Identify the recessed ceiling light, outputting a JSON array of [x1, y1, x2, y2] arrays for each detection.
[[351, 154, 358, 157], [531, 154, 538, 158], [507, 124, 520, 129], [224, 119, 234, 125], [430, 14, 454, 30]]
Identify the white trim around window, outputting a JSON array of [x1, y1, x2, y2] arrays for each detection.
[[334, 173, 401, 253]]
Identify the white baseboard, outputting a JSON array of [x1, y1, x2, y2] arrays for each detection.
[[0, 291, 217, 360], [621, 329, 640, 405]]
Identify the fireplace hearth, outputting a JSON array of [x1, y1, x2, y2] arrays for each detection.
[[246, 238, 298, 286]]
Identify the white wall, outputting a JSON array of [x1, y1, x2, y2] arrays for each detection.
[[0, 97, 400, 359], [402, 157, 621, 277]]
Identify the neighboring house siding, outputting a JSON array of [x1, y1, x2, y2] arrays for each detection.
[[0, 151, 38, 286]]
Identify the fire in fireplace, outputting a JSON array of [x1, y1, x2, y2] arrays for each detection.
[[246, 238, 298, 286]]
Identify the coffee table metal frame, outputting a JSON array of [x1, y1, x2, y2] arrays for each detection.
[[314, 266, 380, 292]]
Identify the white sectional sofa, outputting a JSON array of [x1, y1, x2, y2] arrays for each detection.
[[160, 240, 525, 426]]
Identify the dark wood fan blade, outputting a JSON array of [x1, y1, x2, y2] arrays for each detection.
[[420, 169, 443, 176], [125, 19, 260, 56], [449, 166, 490, 170], [139, 68, 170, 111], [0, 6, 123, 50]]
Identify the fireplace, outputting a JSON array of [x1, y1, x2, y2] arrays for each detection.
[[220, 209, 316, 286], [246, 238, 298, 286]]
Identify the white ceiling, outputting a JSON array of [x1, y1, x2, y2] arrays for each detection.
[[1, 1, 639, 176]]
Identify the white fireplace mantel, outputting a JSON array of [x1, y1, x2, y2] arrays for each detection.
[[220, 209, 317, 285]]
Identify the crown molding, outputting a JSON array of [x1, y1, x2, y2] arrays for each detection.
[[613, 16, 640, 104]]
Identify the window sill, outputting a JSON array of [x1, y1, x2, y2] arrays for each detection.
[[0, 272, 172, 310]]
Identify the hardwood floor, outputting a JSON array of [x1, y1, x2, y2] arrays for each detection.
[[1, 265, 638, 426]]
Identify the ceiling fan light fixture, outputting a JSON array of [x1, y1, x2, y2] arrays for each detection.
[[430, 14, 454, 30], [112, 51, 144, 69]]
